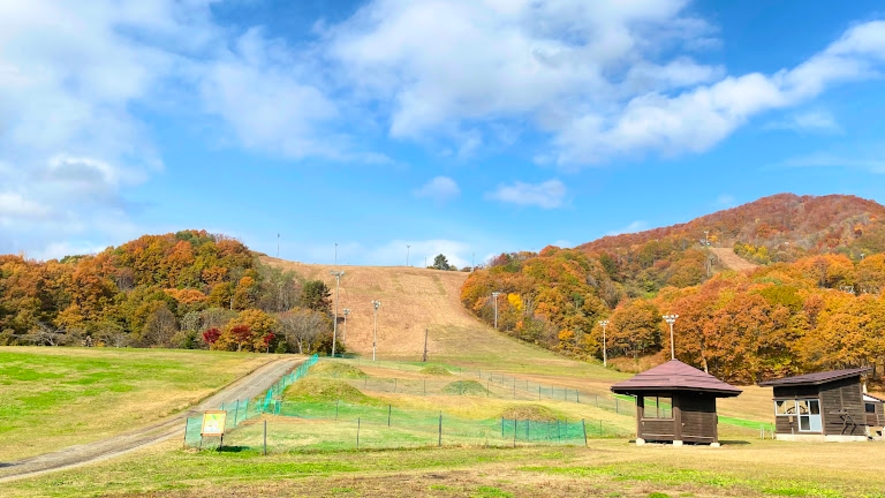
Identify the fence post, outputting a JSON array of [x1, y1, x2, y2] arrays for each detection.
[[577, 390, 580, 404], [263, 420, 267, 456], [513, 419, 517, 448], [234, 399, 240, 426], [526, 419, 529, 440], [357, 417, 361, 450], [182, 419, 188, 449], [438, 412, 443, 447], [582, 419, 588, 447], [388, 405, 392, 427]]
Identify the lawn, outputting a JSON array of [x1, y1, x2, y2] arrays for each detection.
[[0, 347, 273, 461], [7, 437, 885, 497]]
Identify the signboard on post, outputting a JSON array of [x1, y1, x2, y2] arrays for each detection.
[[201, 410, 227, 437]]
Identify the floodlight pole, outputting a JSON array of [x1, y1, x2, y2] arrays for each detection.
[[330, 270, 345, 357], [343, 308, 350, 343], [663, 314, 678, 360], [372, 300, 381, 361], [406, 245, 411, 267], [598, 320, 609, 367], [334, 243, 338, 266], [491, 292, 501, 330], [277, 233, 280, 258]]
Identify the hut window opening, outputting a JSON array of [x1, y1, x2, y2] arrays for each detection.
[[643, 396, 672, 419], [865, 403, 876, 414], [775, 399, 821, 432]]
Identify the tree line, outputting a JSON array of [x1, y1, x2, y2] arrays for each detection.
[[461, 245, 885, 384], [0, 230, 338, 354]]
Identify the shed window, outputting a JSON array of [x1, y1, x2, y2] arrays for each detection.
[[643, 396, 672, 419], [866, 403, 876, 414], [774, 399, 822, 432]]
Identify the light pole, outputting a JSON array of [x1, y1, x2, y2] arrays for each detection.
[[703, 230, 709, 246], [491, 292, 501, 330], [277, 233, 280, 258], [598, 320, 609, 367], [334, 243, 338, 266], [371, 300, 381, 361], [406, 245, 411, 267], [342, 308, 350, 344], [330, 270, 345, 357], [663, 314, 678, 360]]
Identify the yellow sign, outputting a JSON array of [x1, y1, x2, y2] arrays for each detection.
[[201, 410, 227, 437]]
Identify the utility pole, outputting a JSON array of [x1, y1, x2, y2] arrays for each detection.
[[406, 245, 411, 267], [472, 252, 475, 270], [372, 300, 381, 361], [491, 292, 501, 330], [598, 320, 609, 367], [342, 308, 350, 344], [277, 233, 280, 258], [422, 328, 429, 362], [330, 270, 345, 357], [334, 243, 338, 266], [663, 314, 678, 360]]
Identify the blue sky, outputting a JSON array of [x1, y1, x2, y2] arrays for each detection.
[[2, 1, 885, 267]]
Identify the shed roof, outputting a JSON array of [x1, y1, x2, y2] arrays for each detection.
[[610, 360, 742, 397], [757, 367, 871, 387], [864, 393, 885, 403]]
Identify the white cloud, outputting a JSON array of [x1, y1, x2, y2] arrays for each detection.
[[606, 221, 649, 236], [764, 110, 841, 133], [715, 194, 736, 207], [413, 176, 461, 202], [0, 192, 51, 222], [485, 179, 566, 209]]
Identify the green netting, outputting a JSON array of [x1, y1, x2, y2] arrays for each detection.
[[184, 354, 318, 448]]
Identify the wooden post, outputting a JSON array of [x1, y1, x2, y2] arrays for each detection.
[[513, 419, 517, 447], [582, 419, 588, 447], [577, 390, 580, 404], [423, 328, 429, 362], [635, 396, 645, 443], [263, 420, 267, 456], [673, 395, 682, 445], [438, 412, 442, 447], [182, 420, 188, 449], [234, 399, 240, 426], [388, 404, 392, 427]]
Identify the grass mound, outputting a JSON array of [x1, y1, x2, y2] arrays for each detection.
[[420, 365, 452, 376], [500, 404, 562, 422], [442, 380, 488, 396], [284, 378, 370, 404], [311, 361, 368, 379]]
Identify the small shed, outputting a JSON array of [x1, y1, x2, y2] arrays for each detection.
[[611, 360, 742, 446], [758, 368, 871, 442], [863, 393, 884, 435]]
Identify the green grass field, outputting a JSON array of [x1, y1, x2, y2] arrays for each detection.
[[0, 347, 273, 461]]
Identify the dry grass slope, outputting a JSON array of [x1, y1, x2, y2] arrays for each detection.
[[262, 257, 478, 356]]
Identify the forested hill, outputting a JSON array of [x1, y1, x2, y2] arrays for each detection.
[[461, 194, 885, 384], [0, 230, 337, 354], [581, 193, 885, 263]]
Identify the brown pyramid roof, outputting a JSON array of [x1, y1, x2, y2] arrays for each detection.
[[757, 367, 870, 387], [610, 360, 742, 397]]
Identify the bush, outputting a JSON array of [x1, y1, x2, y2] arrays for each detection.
[[421, 365, 452, 376], [442, 380, 488, 396]]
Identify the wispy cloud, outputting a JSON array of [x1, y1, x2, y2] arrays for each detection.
[[715, 194, 737, 207], [485, 179, 566, 209], [764, 110, 841, 133], [606, 221, 649, 236], [783, 153, 885, 174], [413, 176, 460, 202]]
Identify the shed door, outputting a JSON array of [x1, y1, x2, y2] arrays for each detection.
[[797, 399, 822, 432]]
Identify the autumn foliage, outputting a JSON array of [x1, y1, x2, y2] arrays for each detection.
[[0, 230, 336, 354], [462, 194, 885, 384]]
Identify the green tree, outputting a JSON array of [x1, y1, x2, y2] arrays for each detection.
[[432, 254, 452, 271], [299, 280, 331, 313]]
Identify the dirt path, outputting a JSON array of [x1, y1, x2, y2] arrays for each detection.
[[0, 356, 302, 483], [709, 247, 760, 272]]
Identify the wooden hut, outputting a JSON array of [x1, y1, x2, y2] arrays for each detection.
[[758, 368, 871, 442], [611, 360, 742, 447], [863, 393, 885, 437]]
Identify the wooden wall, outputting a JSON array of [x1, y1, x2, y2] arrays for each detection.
[[680, 394, 718, 443], [819, 377, 865, 437]]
